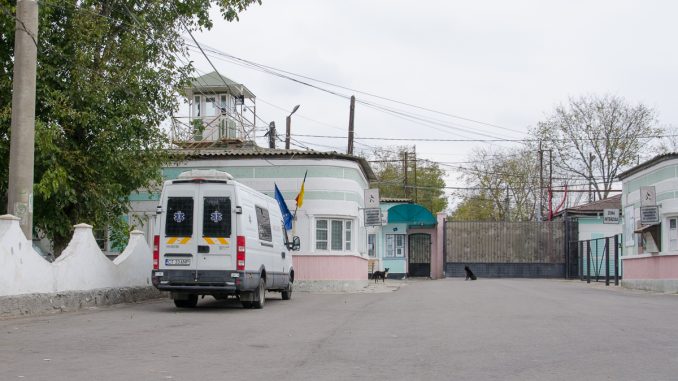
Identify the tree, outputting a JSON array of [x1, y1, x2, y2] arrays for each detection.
[[0, 0, 260, 254], [451, 146, 540, 221], [369, 146, 447, 213], [533, 95, 660, 200]]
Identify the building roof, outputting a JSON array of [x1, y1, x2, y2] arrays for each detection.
[[186, 71, 256, 99], [387, 203, 437, 227], [554, 194, 622, 217], [618, 153, 678, 180], [381, 198, 413, 204], [174, 146, 377, 181]]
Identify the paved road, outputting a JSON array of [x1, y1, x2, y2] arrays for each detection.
[[1, 279, 677, 380]]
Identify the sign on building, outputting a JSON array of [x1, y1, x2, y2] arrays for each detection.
[[640, 186, 656, 207], [640, 206, 659, 224], [364, 208, 382, 226], [603, 209, 620, 224], [364, 188, 380, 208]]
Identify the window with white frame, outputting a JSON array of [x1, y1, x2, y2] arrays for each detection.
[[385, 234, 405, 257], [193, 95, 201, 117], [368, 234, 376, 257], [624, 206, 635, 247], [316, 218, 353, 251], [669, 217, 678, 251], [205, 96, 217, 116]]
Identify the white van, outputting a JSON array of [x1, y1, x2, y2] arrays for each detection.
[[151, 169, 300, 309]]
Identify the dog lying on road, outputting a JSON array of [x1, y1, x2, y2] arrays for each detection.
[[464, 266, 477, 280], [372, 268, 389, 283]]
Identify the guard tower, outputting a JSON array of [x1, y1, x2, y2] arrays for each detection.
[[171, 71, 257, 148]]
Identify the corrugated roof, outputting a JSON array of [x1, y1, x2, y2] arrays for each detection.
[[556, 194, 622, 217], [618, 153, 678, 180], [381, 198, 413, 204], [186, 71, 255, 99], [173, 147, 377, 181]]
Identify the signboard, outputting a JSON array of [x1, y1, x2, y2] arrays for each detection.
[[640, 186, 656, 207], [364, 189, 380, 208], [364, 208, 382, 226], [603, 209, 620, 224], [640, 206, 659, 224]]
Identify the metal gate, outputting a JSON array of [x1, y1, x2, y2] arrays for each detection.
[[408, 233, 431, 277], [445, 221, 567, 278]]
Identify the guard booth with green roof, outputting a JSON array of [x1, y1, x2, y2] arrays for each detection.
[[368, 200, 440, 279]]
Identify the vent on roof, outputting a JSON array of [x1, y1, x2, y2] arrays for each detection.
[[177, 169, 234, 180]]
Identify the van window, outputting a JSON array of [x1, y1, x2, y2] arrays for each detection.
[[166, 197, 194, 237], [203, 197, 231, 237], [255, 206, 272, 242]]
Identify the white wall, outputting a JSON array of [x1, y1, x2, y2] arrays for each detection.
[[0, 215, 152, 297]]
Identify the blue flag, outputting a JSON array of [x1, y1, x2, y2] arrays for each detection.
[[274, 184, 293, 230]]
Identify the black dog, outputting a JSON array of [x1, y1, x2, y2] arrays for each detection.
[[372, 268, 390, 283], [464, 266, 477, 281]]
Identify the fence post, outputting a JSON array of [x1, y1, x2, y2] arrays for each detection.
[[614, 234, 620, 286], [605, 237, 610, 286], [586, 241, 591, 284], [578, 241, 583, 281]]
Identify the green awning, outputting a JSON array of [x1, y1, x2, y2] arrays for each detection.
[[387, 204, 437, 228]]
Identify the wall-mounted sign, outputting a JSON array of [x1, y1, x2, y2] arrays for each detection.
[[640, 206, 659, 224], [364, 208, 382, 226], [364, 189, 380, 208], [640, 186, 656, 207], [603, 209, 620, 224]]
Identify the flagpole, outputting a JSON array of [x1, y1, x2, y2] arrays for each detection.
[[293, 170, 308, 219]]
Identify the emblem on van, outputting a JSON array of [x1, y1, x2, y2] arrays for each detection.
[[210, 210, 223, 223], [173, 211, 186, 223]]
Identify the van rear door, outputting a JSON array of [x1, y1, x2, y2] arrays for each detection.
[[162, 185, 198, 272], [197, 184, 236, 271]]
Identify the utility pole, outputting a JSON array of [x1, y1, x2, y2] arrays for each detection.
[[347, 95, 355, 155], [7, 0, 39, 240], [538, 140, 543, 221], [413, 146, 417, 204], [588, 153, 595, 203], [267, 122, 276, 149], [505, 185, 510, 221], [284, 105, 299, 150], [403, 150, 409, 198], [549, 149, 553, 217], [285, 115, 291, 150]]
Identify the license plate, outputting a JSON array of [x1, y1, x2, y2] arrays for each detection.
[[165, 258, 191, 266]]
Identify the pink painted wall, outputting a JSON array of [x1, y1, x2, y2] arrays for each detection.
[[408, 223, 441, 279], [293, 254, 368, 280], [622, 254, 678, 279]]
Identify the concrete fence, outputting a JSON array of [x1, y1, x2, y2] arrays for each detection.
[[0, 214, 153, 297]]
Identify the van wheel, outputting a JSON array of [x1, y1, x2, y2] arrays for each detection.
[[252, 278, 266, 309], [281, 280, 293, 300], [174, 295, 198, 308]]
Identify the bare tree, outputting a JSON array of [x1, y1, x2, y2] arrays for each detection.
[[534, 95, 660, 200], [454, 146, 540, 221], [655, 125, 678, 154]]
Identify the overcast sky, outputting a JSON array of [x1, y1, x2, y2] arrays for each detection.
[[189, 0, 678, 208]]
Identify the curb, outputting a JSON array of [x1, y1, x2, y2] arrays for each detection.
[[0, 287, 167, 318]]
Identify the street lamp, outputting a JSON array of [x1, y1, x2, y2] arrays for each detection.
[[285, 105, 300, 150]]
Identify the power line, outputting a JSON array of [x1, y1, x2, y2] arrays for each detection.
[[190, 43, 526, 135]]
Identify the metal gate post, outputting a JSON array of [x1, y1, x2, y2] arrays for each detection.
[[605, 237, 610, 286], [579, 241, 583, 281], [614, 234, 620, 286], [586, 241, 591, 284]]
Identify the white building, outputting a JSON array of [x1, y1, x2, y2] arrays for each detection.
[[129, 147, 377, 290]]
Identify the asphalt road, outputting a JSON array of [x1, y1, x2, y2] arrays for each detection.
[[1, 279, 677, 381]]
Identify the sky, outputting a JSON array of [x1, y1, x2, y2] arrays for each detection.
[[187, 0, 678, 209]]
